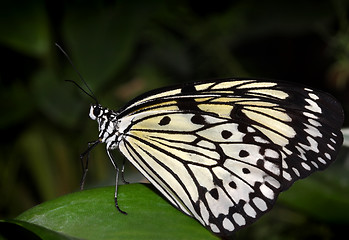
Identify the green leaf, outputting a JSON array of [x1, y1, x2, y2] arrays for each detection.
[[16, 184, 218, 240], [0, 220, 77, 240]]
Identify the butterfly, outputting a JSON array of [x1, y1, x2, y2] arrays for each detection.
[[73, 77, 344, 237]]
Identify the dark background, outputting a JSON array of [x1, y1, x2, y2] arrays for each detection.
[[1, 0, 348, 239]]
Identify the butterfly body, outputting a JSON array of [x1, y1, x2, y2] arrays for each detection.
[[86, 78, 343, 237]]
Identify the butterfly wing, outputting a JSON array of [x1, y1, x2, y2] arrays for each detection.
[[116, 78, 343, 236]]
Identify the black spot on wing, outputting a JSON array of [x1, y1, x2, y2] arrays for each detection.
[[229, 181, 237, 189], [176, 98, 201, 112], [159, 116, 171, 126], [221, 130, 233, 139], [181, 84, 197, 93], [176, 85, 201, 112], [239, 150, 249, 157], [209, 188, 219, 200], [191, 114, 206, 125]]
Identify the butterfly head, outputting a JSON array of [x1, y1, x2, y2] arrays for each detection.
[[89, 104, 119, 147]]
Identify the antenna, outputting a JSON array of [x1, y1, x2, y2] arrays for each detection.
[[55, 43, 98, 104]]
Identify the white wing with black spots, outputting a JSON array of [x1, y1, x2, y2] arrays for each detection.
[[87, 78, 343, 237]]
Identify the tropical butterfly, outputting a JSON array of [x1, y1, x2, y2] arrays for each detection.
[[57, 43, 343, 238], [73, 77, 343, 238]]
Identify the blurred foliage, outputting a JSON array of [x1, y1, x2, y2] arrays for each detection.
[[0, 0, 349, 239]]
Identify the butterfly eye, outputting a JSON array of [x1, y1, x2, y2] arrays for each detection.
[[93, 106, 101, 117], [89, 105, 101, 120]]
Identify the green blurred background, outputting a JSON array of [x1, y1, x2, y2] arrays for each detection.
[[1, 0, 349, 239]]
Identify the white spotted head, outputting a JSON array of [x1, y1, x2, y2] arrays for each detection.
[[88, 104, 119, 146]]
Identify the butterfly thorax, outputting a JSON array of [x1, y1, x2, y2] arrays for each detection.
[[89, 104, 121, 149]]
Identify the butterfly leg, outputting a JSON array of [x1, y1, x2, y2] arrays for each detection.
[[121, 158, 129, 184], [79, 139, 101, 190], [107, 149, 128, 215]]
